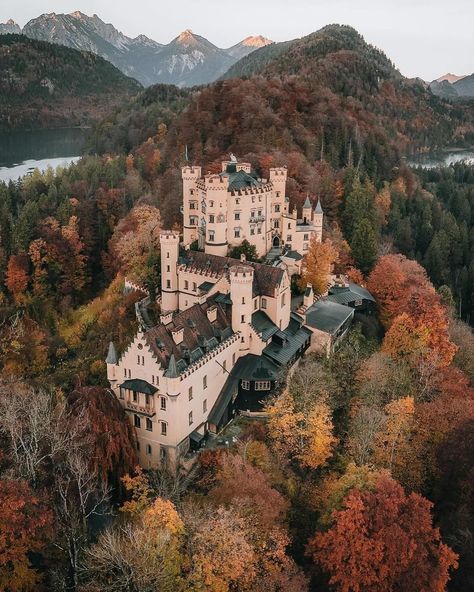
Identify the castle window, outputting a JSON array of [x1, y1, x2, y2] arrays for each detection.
[[255, 381, 271, 391], [189, 411, 193, 426], [203, 375, 208, 390], [254, 299, 257, 310], [137, 355, 140, 364], [134, 415, 141, 428], [142, 356, 144, 365], [193, 282, 197, 291], [166, 280, 171, 289], [133, 391, 138, 403], [167, 251, 170, 258], [275, 204, 280, 212], [146, 444, 152, 455], [288, 223, 291, 229], [184, 280, 189, 290], [223, 360, 227, 373], [286, 235, 292, 242], [274, 220, 279, 228], [124, 368, 127, 376], [257, 227, 262, 234], [276, 191, 280, 197], [190, 216, 198, 225], [203, 399, 207, 413], [189, 386, 193, 400], [208, 231, 215, 242], [160, 447, 167, 460], [128, 369, 131, 378], [145, 393, 151, 406], [190, 202, 197, 209], [261, 298, 267, 309], [209, 214, 215, 223], [209, 201, 214, 207], [161, 422, 167, 436], [236, 198, 240, 205], [160, 397, 167, 411], [304, 234, 309, 241], [282, 293, 286, 307], [232, 353, 236, 365], [146, 418, 153, 432], [242, 297, 245, 304], [303, 243, 309, 251], [166, 265, 170, 272], [119, 388, 125, 400], [250, 227, 255, 235], [258, 210, 262, 217], [235, 212, 240, 220], [242, 380, 250, 390], [234, 229, 240, 238], [241, 315, 245, 323]]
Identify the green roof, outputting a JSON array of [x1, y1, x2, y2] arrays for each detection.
[[263, 322, 312, 365], [305, 299, 354, 334], [198, 281, 214, 293], [208, 354, 280, 426], [251, 311, 279, 341], [223, 169, 262, 192], [328, 283, 375, 305], [120, 379, 157, 395]]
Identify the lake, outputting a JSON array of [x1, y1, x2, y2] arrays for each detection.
[[407, 149, 474, 169], [0, 128, 87, 183]]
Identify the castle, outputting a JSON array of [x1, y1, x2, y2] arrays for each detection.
[[106, 157, 365, 467]]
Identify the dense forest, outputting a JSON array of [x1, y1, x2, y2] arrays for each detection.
[[0, 21, 474, 592], [0, 34, 142, 130]]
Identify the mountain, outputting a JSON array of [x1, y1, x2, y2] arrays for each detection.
[[452, 73, 474, 98], [225, 35, 273, 60], [429, 79, 460, 100], [436, 73, 466, 84], [1, 12, 272, 87], [0, 19, 21, 34], [0, 34, 141, 130]]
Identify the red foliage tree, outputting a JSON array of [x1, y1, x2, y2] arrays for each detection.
[[308, 476, 458, 592], [0, 479, 53, 591]]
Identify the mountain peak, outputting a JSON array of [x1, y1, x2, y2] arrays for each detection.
[[6, 19, 17, 25], [436, 73, 466, 84], [241, 35, 273, 47], [178, 29, 195, 41]]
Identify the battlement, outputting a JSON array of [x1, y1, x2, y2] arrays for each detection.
[[182, 165, 202, 179], [229, 264, 255, 280], [160, 230, 180, 242], [269, 166, 288, 178]]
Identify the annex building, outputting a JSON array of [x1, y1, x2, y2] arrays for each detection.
[[106, 157, 372, 467]]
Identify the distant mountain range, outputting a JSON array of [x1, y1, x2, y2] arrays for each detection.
[[430, 72, 474, 100], [0, 12, 272, 87]]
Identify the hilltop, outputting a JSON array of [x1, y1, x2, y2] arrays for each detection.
[[0, 34, 142, 130]]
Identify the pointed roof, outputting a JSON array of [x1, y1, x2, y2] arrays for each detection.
[[164, 354, 179, 379], [303, 194, 311, 209], [106, 342, 118, 365], [315, 199, 323, 214]]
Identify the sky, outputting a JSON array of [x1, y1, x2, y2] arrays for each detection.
[[1, 0, 472, 80]]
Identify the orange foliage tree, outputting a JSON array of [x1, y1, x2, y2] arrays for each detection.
[[308, 476, 458, 592], [5, 254, 30, 304], [300, 237, 339, 295]]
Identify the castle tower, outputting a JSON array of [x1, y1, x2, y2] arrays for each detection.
[[204, 174, 229, 257], [314, 199, 324, 243], [303, 195, 312, 224], [229, 264, 254, 352], [182, 165, 202, 246], [106, 341, 118, 389], [160, 231, 179, 313]]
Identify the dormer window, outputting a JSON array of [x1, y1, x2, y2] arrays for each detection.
[[171, 327, 184, 345]]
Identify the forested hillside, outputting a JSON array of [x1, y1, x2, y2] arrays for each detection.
[[0, 22, 474, 592], [0, 34, 141, 129]]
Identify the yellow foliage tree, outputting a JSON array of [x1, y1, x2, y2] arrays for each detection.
[[266, 390, 337, 470]]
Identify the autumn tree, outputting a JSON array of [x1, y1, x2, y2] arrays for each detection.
[[266, 390, 337, 470], [300, 237, 339, 295], [0, 479, 53, 592], [308, 476, 458, 592], [4, 254, 30, 304]]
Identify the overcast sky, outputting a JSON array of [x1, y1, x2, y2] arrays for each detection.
[[1, 0, 472, 80]]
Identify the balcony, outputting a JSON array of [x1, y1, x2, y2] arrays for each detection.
[[125, 400, 156, 417], [250, 215, 265, 223]]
